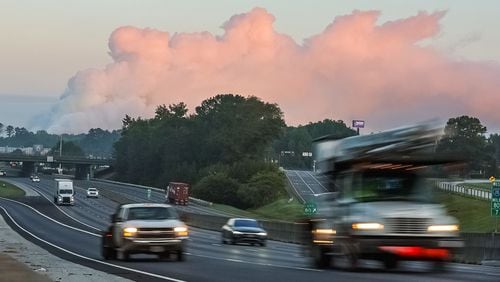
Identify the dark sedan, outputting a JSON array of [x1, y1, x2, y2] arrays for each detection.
[[221, 218, 267, 246]]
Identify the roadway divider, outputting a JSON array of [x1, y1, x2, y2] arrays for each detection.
[[178, 211, 308, 244], [90, 178, 213, 206]]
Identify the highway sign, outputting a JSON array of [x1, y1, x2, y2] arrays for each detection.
[[304, 202, 317, 216], [492, 181, 500, 216]]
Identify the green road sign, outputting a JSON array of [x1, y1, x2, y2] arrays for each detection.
[[492, 181, 500, 216], [304, 202, 317, 216]]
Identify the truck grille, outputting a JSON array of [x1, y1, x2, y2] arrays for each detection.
[[63, 197, 71, 203], [385, 218, 429, 234], [136, 228, 175, 239]]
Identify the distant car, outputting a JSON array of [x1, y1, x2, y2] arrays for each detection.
[[102, 203, 188, 261], [87, 187, 99, 198], [32, 176, 40, 182], [221, 218, 267, 246], [0, 170, 6, 176]]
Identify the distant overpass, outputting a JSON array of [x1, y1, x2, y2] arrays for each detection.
[[0, 153, 113, 179], [0, 154, 113, 166]]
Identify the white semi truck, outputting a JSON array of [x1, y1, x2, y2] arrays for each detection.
[[54, 179, 75, 205]]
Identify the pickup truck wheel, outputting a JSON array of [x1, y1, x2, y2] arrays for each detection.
[[177, 250, 185, 261], [383, 255, 398, 270], [159, 251, 170, 260], [102, 246, 116, 260], [119, 250, 130, 261]]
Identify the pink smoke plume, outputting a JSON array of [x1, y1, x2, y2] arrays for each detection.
[[40, 7, 500, 133]]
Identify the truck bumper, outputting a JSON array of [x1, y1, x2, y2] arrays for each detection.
[[353, 236, 463, 261], [121, 238, 187, 254]]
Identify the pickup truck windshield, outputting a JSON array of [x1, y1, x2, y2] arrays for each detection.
[[127, 207, 178, 220]]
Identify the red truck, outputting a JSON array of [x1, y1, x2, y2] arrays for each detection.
[[165, 182, 189, 205]]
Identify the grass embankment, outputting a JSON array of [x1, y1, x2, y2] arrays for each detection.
[[461, 183, 493, 191], [437, 190, 496, 232], [211, 198, 304, 222], [0, 181, 25, 198]]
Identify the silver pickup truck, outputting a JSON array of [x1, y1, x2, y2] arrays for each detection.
[[102, 203, 189, 261]]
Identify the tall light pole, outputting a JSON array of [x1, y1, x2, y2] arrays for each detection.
[[59, 135, 62, 172]]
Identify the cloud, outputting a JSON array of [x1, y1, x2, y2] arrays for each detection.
[[37, 7, 500, 133]]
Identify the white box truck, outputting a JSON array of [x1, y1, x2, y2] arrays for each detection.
[[54, 179, 75, 205]]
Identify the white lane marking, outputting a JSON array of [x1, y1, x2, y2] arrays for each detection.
[[293, 170, 316, 195], [0, 197, 101, 237], [28, 185, 101, 232], [189, 253, 322, 272], [283, 171, 305, 203], [0, 207, 186, 282], [306, 171, 328, 192]]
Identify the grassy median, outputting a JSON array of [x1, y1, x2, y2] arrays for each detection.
[[211, 198, 304, 222], [0, 181, 25, 198], [437, 190, 497, 232]]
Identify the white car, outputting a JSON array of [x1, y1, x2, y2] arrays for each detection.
[[87, 187, 99, 198], [32, 176, 40, 182], [0, 170, 6, 176]]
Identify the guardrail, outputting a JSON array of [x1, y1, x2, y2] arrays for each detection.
[[437, 182, 491, 201]]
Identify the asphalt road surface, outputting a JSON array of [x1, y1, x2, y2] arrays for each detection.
[[0, 176, 499, 282]]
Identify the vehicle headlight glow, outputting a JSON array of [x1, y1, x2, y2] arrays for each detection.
[[232, 231, 242, 235], [174, 226, 188, 236], [352, 223, 384, 230], [123, 227, 137, 237], [312, 229, 336, 234], [257, 232, 267, 236], [427, 224, 459, 232]]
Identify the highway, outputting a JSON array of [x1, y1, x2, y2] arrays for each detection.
[[0, 176, 499, 281], [284, 170, 330, 203]]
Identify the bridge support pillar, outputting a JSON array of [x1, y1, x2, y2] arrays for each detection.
[[75, 164, 91, 180], [21, 161, 35, 177]]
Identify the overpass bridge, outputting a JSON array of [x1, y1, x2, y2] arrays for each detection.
[[0, 153, 113, 179]]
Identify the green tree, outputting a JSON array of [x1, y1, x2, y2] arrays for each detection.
[[238, 171, 286, 208], [437, 116, 490, 176], [6, 125, 14, 138], [50, 141, 85, 157], [0, 122, 3, 136], [191, 173, 241, 206], [194, 94, 285, 165]]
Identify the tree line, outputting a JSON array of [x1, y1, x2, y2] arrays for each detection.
[[0, 123, 120, 157]]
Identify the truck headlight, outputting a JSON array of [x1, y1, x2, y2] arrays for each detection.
[[123, 227, 137, 237], [427, 225, 459, 232], [232, 231, 242, 235], [312, 229, 336, 234], [58, 196, 62, 200], [352, 223, 384, 230], [174, 226, 188, 237], [257, 232, 267, 236]]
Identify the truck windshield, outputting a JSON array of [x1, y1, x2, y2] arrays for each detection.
[[59, 189, 73, 194], [352, 171, 433, 203], [127, 207, 178, 220]]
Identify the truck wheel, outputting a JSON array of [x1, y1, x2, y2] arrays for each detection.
[[431, 260, 448, 273], [177, 250, 185, 261], [159, 251, 170, 260], [383, 255, 398, 270], [311, 245, 331, 269]]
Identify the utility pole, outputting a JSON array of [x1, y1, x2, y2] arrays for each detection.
[[59, 135, 62, 173]]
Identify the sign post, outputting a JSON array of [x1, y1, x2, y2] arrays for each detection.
[[147, 188, 151, 200], [492, 181, 500, 232], [352, 120, 365, 135]]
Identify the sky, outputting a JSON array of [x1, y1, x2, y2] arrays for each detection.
[[1, 0, 500, 134]]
